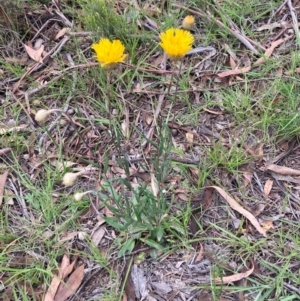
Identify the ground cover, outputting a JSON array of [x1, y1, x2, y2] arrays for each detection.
[[1, 0, 300, 300]]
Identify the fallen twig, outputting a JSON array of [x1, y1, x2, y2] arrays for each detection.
[[52, 0, 73, 27], [8, 178, 31, 220], [287, 0, 300, 42], [283, 281, 300, 295]]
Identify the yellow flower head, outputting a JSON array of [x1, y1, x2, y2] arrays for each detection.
[[159, 28, 194, 61], [92, 38, 127, 70], [182, 15, 195, 31]]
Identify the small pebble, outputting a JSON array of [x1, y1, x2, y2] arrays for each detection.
[[171, 129, 178, 136]]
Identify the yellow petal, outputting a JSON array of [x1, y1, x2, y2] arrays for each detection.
[[159, 28, 194, 61], [91, 38, 127, 69]]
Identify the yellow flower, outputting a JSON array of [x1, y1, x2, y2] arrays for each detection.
[[92, 38, 127, 70], [182, 15, 195, 31], [159, 28, 194, 61]]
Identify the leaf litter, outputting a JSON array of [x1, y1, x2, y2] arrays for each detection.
[[1, 0, 300, 300]]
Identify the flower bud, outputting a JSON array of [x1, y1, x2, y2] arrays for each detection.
[[182, 15, 195, 31], [35, 109, 51, 122], [62, 172, 79, 187], [35, 109, 61, 122]]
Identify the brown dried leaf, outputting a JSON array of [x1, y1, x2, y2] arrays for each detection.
[[198, 291, 214, 301], [150, 173, 159, 197], [177, 192, 189, 202], [44, 255, 70, 301], [91, 225, 105, 246], [54, 264, 84, 301], [216, 66, 251, 78], [60, 258, 77, 280], [270, 172, 300, 184], [243, 143, 264, 158], [215, 262, 254, 284], [208, 186, 267, 237], [59, 232, 78, 243], [229, 55, 236, 68], [55, 28, 67, 40], [261, 220, 274, 231], [0, 170, 9, 206], [264, 179, 273, 197], [254, 37, 290, 66], [186, 132, 194, 146], [135, 172, 151, 181], [252, 204, 265, 217], [124, 258, 136, 301], [242, 171, 253, 189], [266, 163, 300, 176], [195, 243, 204, 263], [24, 44, 44, 63]]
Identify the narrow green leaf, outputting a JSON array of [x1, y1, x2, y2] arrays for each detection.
[[118, 238, 135, 257], [142, 238, 164, 250]]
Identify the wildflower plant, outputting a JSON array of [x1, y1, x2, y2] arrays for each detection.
[[99, 127, 186, 257], [159, 27, 194, 97], [91, 38, 127, 128]]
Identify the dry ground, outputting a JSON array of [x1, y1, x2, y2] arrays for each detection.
[[1, 0, 300, 300]]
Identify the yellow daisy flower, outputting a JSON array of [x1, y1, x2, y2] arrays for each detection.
[[159, 28, 194, 61], [182, 15, 195, 31], [92, 38, 127, 70]]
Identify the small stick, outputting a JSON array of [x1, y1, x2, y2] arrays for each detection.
[[287, 0, 300, 43], [283, 282, 300, 295], [8, 178, 31, 220], [52, 0, 73, 27]]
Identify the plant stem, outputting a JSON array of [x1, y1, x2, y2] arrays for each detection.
[[173, 59, 183, 103], [106, 71, 113, 134], [166, 59, 183, 99], [166, 65, 175, 96]]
